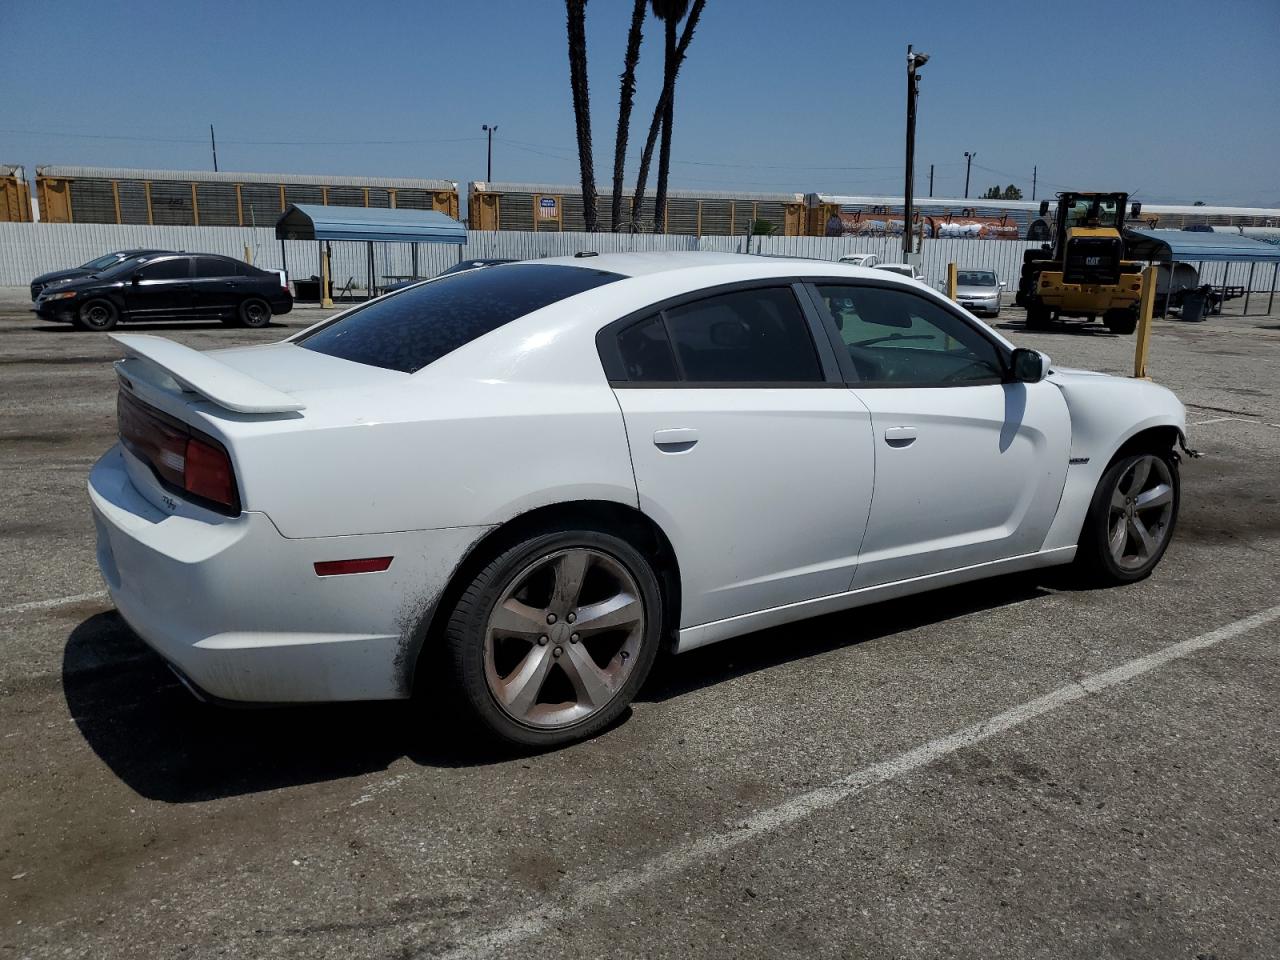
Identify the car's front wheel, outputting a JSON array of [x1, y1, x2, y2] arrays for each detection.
[[443, 527, 663, 747], [74, 299, 119, 332], [1077, 451, 1179, 584]]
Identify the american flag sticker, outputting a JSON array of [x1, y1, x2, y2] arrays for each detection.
[[538, 196, 559, 220]]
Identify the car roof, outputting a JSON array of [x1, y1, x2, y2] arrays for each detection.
[[524, 250, 884, 279]]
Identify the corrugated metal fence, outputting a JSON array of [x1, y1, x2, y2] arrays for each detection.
[[2, 222, 1276, 293]]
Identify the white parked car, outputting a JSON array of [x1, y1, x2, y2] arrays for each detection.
[[838, 253, 879, 268], [874, 262, 927, 283], [90, 253, 1187, 747]]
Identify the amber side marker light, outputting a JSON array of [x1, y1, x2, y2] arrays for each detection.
[[314, 557, 394, 577]]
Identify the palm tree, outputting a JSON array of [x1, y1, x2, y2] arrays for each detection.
[[611, 0, 647, 231], [632, 0, 705, 232], [565, 0, 599, 231]]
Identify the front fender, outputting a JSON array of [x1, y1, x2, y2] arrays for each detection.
[[1040, 371, 1186, 551]]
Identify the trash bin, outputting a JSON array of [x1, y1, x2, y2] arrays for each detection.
[[293, 277, 321, 302], [1180, 288, 1208, 323]]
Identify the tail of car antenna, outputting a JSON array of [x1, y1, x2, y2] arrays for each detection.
[[574, 251, 598, 257]]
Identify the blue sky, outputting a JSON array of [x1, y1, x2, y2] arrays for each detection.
[[3, 0, 1277, 205]]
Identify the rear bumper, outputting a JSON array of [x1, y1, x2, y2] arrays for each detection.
[[88, 445, 489, 703], [271, 297, 294, 316]]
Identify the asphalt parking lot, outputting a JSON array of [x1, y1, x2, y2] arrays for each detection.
[[2, 285, 1278, 959]]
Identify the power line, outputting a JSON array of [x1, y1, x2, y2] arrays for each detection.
[[0, 127, 487, 147]]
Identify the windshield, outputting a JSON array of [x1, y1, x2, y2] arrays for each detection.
[[80, 252, 124, 271], [957, 271, 996, 286], [1063, 196, 1121, 230], [297, 263, 623, 374], [95, 257, 153, 279]]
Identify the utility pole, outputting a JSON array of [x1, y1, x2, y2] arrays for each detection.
[[903, 45, 930, 260], [928, 163, 934, 198], [481, 124, 498, 182], [963, 150, 976, 199], [1031, 165, 1037, 201], [210, 124, 218, 172]]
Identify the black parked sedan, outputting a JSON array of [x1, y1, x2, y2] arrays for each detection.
[[33, 253, 294, 331], [29, 248, 172, 300]]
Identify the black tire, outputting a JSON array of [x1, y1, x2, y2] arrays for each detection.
[[1025, 304, 1052, 330], [74, 299, 119, 332], [1104, 309, 1138, 335], [238, 297, 272, 328], [443, 526, 664, 748], [1076, 451, 1180, 585]]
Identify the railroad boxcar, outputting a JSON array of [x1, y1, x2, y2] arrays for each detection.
[[468, 181, 806, 235], [34, 166, 459, 226], [1, 165, 33, 222]]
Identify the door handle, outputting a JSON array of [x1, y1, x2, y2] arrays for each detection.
[[884, 426, 917, 448], [653, 428, 699, 453]]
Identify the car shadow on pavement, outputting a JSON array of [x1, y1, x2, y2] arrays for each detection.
[[64, 573, 1066, 801], [34, 321, 272, 333], [62, 612, 521, 804], [641, 573, 1055, 703], [995, 320, 1118, 337]]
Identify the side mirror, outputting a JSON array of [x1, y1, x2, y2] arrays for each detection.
[[1011, 348, 1049, 383], [999, 280, 1007, 288]]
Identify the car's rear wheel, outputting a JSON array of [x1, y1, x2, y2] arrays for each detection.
[[238, 297, 271, 328], [1077, 451, 1179, 584], [74, 299, 119, 332], [443, 528, 663, 747]]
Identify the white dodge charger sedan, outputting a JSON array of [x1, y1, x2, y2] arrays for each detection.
[[89, 253, 1187, 746]]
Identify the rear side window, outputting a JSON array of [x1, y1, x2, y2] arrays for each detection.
[[660, 287, 822, 383], [298, 264, 623, 374], [616, 316, 678, 381], [195, 257, 235, 278]]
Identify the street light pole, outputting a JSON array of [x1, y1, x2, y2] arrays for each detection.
[[481, 124, 498, 182], [963, 150, 976, 199], [903, 45, 929, 261]]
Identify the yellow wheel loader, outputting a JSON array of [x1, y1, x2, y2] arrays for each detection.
[[1016, 192, 1146, 334]]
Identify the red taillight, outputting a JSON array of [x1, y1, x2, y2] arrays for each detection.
[[184, 436, 236, 508], [313, 557, 394, 577], [118, 390, 240, 514]]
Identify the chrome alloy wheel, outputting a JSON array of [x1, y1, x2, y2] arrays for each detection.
[[483, 548, 646, 729], [1107, 454, 1175, 571]]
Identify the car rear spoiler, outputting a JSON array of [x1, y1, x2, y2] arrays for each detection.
[[109, 333, 305, 414]]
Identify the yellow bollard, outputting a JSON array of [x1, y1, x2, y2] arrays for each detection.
[[243, 243, 253, 265], [946, 262, 958, 301], [1132, 265, 1157, 379], [320, 246, 334, 309]]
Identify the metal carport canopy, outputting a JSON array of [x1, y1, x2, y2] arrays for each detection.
[[1124, 228, 1280, 262], [275, 204, 466, 244]]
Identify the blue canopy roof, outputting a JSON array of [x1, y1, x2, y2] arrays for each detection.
[[275, 204, 466, 244], [1124, 228, 1280, 263]]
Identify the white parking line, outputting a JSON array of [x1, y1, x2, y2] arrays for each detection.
[[0, 590, 109, 616], [440, 602, 1280, 959]]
